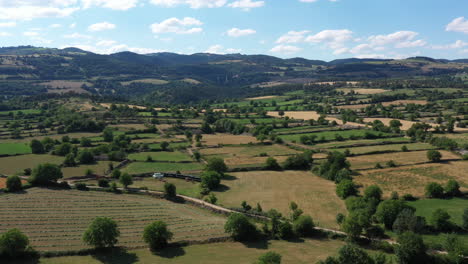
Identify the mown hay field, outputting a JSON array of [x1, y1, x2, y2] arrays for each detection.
[[200, 144, 300, 158], [214, 171, 346, 229], [355, 161, 468, 197], [348, 150, 461, 170], [122, 162, 204, 175], [198, 134, 259, 146], [331, 143, 435, 155], [0, 188, 227, 252], [33, 239, 346, 264], [128, 151, 193, 162], [0, 154, 63, 176]]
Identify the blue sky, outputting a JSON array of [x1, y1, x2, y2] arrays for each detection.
[[0, 0, 468, 61]]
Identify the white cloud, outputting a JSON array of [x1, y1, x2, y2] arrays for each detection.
[[0, 6, 78, 20], [64, 32, 92, 39], [88, 22, 116, 32], [333, 47, 348, 55], [0, 22, 16, 28], [395, 39, 426, 49], [81, 0, 139, 10], [150, 0, 227, 8], [446, 17, 468, 34], [305, 29, 353, 48], [354, 53, 387, 59], [23, 31, 39, 37], [299, 0, 338, 2], [368, 31, 418, 46], [150, 17, 203, 34], [228, 0, 265, 11], [432, 40, 468, 50], [0, 32, 12, 37], [205, 44, 241, 54], [69, 23, 77, 29], [49, 24, 62, 28], [276, 30, 309, 44], [61, 43, 165, 54], [270, 44, 302, 54], [226, 28, 256, 37], [96, 40, 117, 46]]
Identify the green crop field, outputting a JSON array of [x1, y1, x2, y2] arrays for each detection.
[[0, 154, 63, 176], [128, 151, 193, 162], [331, 143, 436, 155], [0, 188, 226, 252], [0, 109, 41, 115], [149, 142, 191, 150], [279, 129, 391, 143], [0, 142, 32, 155], [122, 162, 204, 174]]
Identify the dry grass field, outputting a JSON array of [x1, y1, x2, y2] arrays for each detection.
[[332, 143, 435, 155], [200, 144, 300, 157], [348, 150, 461, 170], [61, 162, 110, 178], [214, 171, 346, 229], [198, 134, 259, 146], [355, 160, 468, 197], [267, 111, 365, 127], [336, 100, 428, 109], [245, 95, 280, 100], [121, 78, 169, 85], [0, 177, 27, 188], [0, 154, 63, 176], [336, 88, 388, 94], [0, 188, 227, 252], [40, 81, 91, 94]]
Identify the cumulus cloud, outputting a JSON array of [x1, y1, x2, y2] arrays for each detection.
[[305, 29, 353, 49], [446, 17, 468, 34], [276, 30, 309, 44], [0, 32, 12, 37], [270, 44, 302, 54], [226, 28, 256, 37], [61, 43, 165, 54], [150, 17, 203, 34], [0, 22, 17, 28], [80, 0, 139, 10], [205, 44, 241, 54], [368, 31, 419, 46], [395, 39, 426, 49], [64, 32, 92, 39], [49, 24, 62, 28], [299, 0, 338, 2], [228, 0, 265, 11], [88, 22, 116, 32], [23, 31, 39, 37], [150, 0, 227, 8], [432, 40, 468, 50], [96, 40, 117, 46]]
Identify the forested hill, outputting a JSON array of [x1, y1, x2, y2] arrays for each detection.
[[0, 46, 467, 104]]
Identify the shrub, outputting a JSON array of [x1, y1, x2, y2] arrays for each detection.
[[402, 194, 417, 201], [425, 182, 444, 198], [282, 153, 313, 170], [430, 209, 452, 232], [427, 150, 442, 163], [395, 232, 427, 264], [278, 222, 294, 240], [143, 221, 173, 251], [224, 213, 258, 241], [444, 180, 461, 197], [336, 180, 358, 199], [164, 183, 176, 199], [29, 163, 63, 186], [0, 229, 30, 258], [98, 179, 109, 188], [401, 145, 409, 152], [257, 251, 282, 264], [374, 163, 383, 169], [6, 175, 22, 192], [83, 217, 120, 248], [386, 160, 396, 167], [205, 193, 217, 204], [75, 183, 88, 191], [265, 157, 282, 171], [293, 215, 315, 237], [364, 185, 382, 201]]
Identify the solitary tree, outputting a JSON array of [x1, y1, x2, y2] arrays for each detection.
[[83, 217, 120, 248], [336, 180, 358, 200], [119, 173, 133, 188], [143, 221, 173, 251], [395, 232, 427, 264], [201, 171, 221, 191], [430, 209, 452, 231], [425, 182, 444, 198], [293, 215, 315, 237], [224, 213, 258, 241], [160, 141, 169, 151], [30, 139, 45, 154], [0, 229, 30, 258], [445, 180, 461, 197], [427, 150, 442, 163], [164, 183, 176, 199], [29, 163, 63, 186], [111, 169, 121, 179], [6, 175, 22, 192], [205, 157, 228, 174]]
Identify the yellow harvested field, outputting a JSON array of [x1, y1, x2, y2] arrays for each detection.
[[224, 156, 289, 166], [121, 78, 169, 85], [364, 118, 418, 131], [336, 100, 428, 109], [355, 161, 468, 197], [100, 103, 147, 110], [198, 133, 259, 146], [337, 88, 388, 94], [181, 78, 201, 84], [215, 171, 346, 229], [348, 150, 461, 170], [267, 111, 365, 127], [246, 95, 279, 100]]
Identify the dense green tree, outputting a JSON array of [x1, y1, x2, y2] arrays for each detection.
[[111, 169, 121, 179], [425, 182, 444, 198], [364, 185, 382, 201], [77, 151, 95, 164], [29, 163, 63, 186], [80, 137, 92, 147], [395, 232, 427, 264], [119, 173, 133, 188], [103, 127, 114, 142], [30, 139, 45, 154], [293, 215, 315, 237], [337, 244, 375, 264], [6, 175, 22, 192], [463, 208, 468, 230], [427, 150, 442, 163], [392, 209, 426, 234], [278, 222, 294, 240], [164, 183, 176, 199], [375, 200, 413, 229], [318, 151, 351, 181], [265, 157, 282, 171], [257, 251, 282, 264], [205, 157, 228, 174], [201, 171, 221, 191], [143, 221, 173, 251], [53, 142, 74, 156], [336, 180, 358, 199], [445, 180, 461, 197], [224, 213, 258, 241], [444, 233, 466, 264], [430, 209, 452, 231], [63, 153, 76, 167], [282, 152, 313, 170], [0, 229, 30, 258], [83, 217, 120, 248]]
